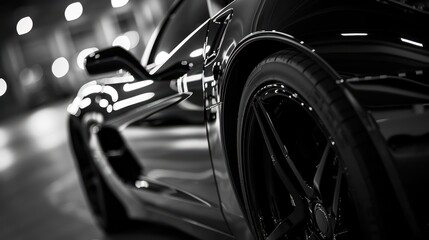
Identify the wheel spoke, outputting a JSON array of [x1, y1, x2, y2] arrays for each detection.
[[312, 142, 331, 197], [252, 96, 312, 198], [266, 201, 307, 240], [332, 163, 343, 218]]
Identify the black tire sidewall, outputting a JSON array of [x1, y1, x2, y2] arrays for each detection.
[[237, 54, 383, 240]]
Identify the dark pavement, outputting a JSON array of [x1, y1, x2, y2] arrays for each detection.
[[0, 100, 196, 240]]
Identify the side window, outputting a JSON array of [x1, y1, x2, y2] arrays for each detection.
[[148, 0, 209, 66], [207, 0, 233, 17]]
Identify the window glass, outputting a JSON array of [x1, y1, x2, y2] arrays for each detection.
[[149, 0, 209, 65]]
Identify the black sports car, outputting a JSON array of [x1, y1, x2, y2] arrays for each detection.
[[68, 0, 429, 239]]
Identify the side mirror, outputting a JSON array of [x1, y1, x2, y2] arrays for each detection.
[[85, 46, 151, 80]]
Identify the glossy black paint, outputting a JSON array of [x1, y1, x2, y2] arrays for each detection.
[[86, 46, 152, 80], [68, 0, 429, 239]]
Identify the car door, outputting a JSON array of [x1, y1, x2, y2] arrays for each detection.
[[119, 0, 231, 233]]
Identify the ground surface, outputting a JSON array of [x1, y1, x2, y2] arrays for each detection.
[[0, 100, 196, 240]]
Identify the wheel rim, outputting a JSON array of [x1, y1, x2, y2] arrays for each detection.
[[241, 82, 355, 240]]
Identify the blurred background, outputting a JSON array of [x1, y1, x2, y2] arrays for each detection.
[[0, 1, 196, 239], [0, 0, 174, 119]]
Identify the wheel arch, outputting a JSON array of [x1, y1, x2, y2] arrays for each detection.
[[219, 31, 421, 238], [220, 31, 342, 204]]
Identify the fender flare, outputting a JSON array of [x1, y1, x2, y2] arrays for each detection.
[[219, 31, 419, 236]]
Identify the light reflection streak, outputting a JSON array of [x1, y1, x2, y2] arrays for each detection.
[[81, 85, 102, 97], [79, 98, 91, 109], [102, 86, 119, 102], [125, 125, 204, 139], [177, 100, 203, 111], [190, 46, 210, 58], [68, 79, 123, 115], [135, 180, 149, 189], [147, 169, 213, 181], [341, 33, 368, 37], [184, 74, 202, 83], [400, 38, 424, 47], [96, 75, 134, 85], [123, 80, 153, 92], [79, 81, 120, 102], [77, 48, 98, 70], [203, 75, 215, 83], [113, 92, 155, 111], [169, 139, 208, 150], [80, 84, 119, 102], [177, 77, 184, 93], [222, 41, 236, 64], [177, 74, 202, 93], [67, 97, 82, 115], [150, 19, 210, 74]]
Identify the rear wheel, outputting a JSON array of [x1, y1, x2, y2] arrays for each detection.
[[237, 51, 389, 239], [80, 150, 134, 233], [69, 117, 137, 234]]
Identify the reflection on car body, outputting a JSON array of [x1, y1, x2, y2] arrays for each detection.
[[68, 0, 429, 239]]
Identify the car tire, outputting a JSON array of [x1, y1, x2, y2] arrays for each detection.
[[81, 154, 136, 234], [237, 50, 396, 239], [69, 118, 137, 234]]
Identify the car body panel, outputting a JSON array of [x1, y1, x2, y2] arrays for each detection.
[[69, 5, 231, 235], [203, 0, 429, 237]]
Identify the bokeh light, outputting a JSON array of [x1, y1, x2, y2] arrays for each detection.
[[52, 57, 70, 78], [1, 0, 172, 122], [19, 65, 43, 87], [124, 31, 140, 49], [111, 0, 129, 8], [154, 51, 169, 65], [16, 16, 33, 35], [0, 78, 7, 97], [112, 35, 131, 50], [65, 2, 83, 21], [0, 148, 15, 173]]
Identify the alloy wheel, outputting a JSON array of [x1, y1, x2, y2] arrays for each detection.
[[241, 82, 355, 240]]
